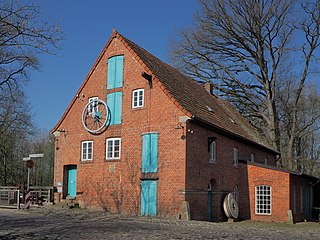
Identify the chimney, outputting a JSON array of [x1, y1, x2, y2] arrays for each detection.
[[202, 81, 214, 95]]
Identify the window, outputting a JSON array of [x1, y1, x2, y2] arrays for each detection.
[[107, 55, 124, 89], [233, 147, 238, 165], [82, 141, 93, 161], [251, 153, 255, 162], [88, 97, 98, 114], [132, 89, 144, 108], [106, 138, 121, 160], [107, 92, 122, 125], [264, 157, 268, 164], [255, 185, 271, 215], [208, 138, 216, 163]]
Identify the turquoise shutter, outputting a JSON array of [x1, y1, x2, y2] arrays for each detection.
[[142, 134, 151, 173], [141, 181, 148, 215], [114, 91, 122, 124], [107, 92, 122, 125], [107, 55, 123, 89], [115, 55, 124, 88], [142, 133, 158, 173], [141, 180, 157, 216], [150, 134, 158, 172], [148, 180, 157, 216], [107, 57, 116, 89], [107, 93, 114, 125]]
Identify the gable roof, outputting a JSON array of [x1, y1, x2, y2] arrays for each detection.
[[52, 30, 276, 154], [121, 35, 276, 153]]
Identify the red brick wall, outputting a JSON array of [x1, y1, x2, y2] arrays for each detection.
[[184, 122, 276, 221], [54, 36, 187, 218], [247, 164, 290, 222]]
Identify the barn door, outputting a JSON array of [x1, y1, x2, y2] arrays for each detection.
[[67, 165, 77, 197], [141, 180, 157, 216]]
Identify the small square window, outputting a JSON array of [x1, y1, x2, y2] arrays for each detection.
[[132, 89, 144, 108], [82, 141, 93, 161], [106, 138, 121, 160]]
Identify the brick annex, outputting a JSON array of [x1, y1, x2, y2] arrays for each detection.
[[52, 30, 320, 223]]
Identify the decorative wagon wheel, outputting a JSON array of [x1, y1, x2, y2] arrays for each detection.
[[82, 99, 109, 134], [223, 193, 239, 219]]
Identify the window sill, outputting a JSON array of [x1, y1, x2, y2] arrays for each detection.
[[80, 160, 93, 164], [131, 106, 146, 111], [105, 159, 121, 162]]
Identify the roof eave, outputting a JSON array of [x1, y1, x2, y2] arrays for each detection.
[[191, 116, 279, 155]]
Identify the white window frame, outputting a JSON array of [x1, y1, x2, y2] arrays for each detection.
[[132, 89, 144, 108], [209, 140, 217, 163], [106, 138, 121, 160], [251, 153, 255, 162], [88, 97, 98, 115], [81, 141, 93, 161], [255, 185, 272, 215], [233, 147, 238, 165]]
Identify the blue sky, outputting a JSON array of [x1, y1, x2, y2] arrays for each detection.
[[25, 0, 198, 131]]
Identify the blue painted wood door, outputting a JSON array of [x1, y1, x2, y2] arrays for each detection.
[[141, 180, 157, 216], [142, 133, 158, 173], [67, 166, 77, 197]]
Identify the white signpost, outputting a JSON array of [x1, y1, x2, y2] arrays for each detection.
[[22, 153, 44, 190], [22, 153, 44, 209], [29, 153, 44, 158]]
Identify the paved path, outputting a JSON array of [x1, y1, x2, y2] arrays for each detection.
[[0, 207, 320, 239]]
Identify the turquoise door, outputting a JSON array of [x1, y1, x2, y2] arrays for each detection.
[[67, 166, 77, 197], [141, 180, 157, 216]]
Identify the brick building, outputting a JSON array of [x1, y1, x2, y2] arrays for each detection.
[[52, 30, 320, 222]]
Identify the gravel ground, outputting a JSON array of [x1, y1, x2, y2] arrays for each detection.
[[0, 206, 319, 239]]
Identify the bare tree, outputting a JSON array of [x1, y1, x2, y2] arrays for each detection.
[[0, 0, 63, 94], [171, 0, 320, 170], [0, 0, 62, 186], [0, 89, 34, 185]]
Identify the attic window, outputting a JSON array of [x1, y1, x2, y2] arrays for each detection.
[[206, 105, 213, 112]]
